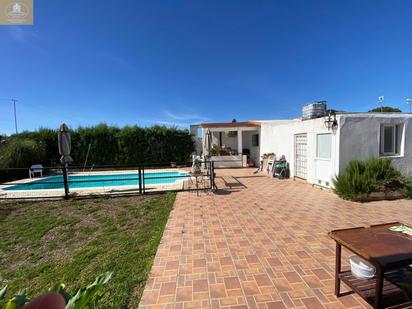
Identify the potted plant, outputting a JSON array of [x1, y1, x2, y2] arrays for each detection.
[[210, 145, 220, 156]]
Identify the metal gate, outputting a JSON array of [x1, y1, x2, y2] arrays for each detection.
[[294, 133, 307, 179]]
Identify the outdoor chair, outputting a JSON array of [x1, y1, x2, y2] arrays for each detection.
[[29, 164, 43, 178], [273, 160, 288, 179]]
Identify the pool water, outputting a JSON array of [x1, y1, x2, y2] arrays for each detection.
[[4, 171, 189, 191]]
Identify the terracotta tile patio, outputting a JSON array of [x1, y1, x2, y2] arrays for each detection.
[[139, 168, 412, 309]]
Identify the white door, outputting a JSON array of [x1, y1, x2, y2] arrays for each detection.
[[294, 133, 307, 179], [315, 133, 332, 186]]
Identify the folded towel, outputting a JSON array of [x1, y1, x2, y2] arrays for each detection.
[[389, 225, 412, 236]]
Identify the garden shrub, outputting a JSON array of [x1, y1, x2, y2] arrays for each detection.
[[0, 138, 45, 168], [363, 157, 404, 192], [403, 178, 412, 199], [333, 158, 407, 200], [210, 145, 220, 156], [17, 128, 60, 165], [333, 161, 370, 200]]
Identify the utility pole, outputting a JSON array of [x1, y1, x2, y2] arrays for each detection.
[[0, 98, 19, 134], [407, 98, 412, 113], [12, 98, 18, 134]]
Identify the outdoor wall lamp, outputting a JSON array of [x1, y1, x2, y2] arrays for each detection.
[[324, 111, 338, 132]]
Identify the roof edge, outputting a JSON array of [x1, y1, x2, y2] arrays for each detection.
[[200, 121, 261, 128]]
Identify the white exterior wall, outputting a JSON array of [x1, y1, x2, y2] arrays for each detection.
[[260, 113, 412, 186], [339, 114, 412, 177], [260, 118, 340, 186]]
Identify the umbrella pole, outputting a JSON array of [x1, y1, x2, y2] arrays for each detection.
[[62, 164, 69, 199]]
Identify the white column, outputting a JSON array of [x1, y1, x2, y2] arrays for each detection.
[[237, 129, 242, 154], [201, 128, 206, 155]]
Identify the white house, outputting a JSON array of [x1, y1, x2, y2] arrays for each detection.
[[192, 111, 412, 188]]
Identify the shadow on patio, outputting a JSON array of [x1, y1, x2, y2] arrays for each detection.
[[140, 168, 412, 309]]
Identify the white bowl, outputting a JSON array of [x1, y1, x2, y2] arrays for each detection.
[[349, 255, 376, 279]]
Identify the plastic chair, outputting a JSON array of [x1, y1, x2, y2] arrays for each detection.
[[29, 164, 43, 178]]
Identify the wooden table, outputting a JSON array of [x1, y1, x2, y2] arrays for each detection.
[[329, 222, 412, 309]]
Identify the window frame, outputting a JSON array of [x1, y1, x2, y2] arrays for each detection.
[[380, 124, 401, 156]]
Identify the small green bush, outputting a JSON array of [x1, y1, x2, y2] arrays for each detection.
[[210, 145, 220, 156], [403, 178, 412, 199], [333, 161, 369, 199], [333, 158, 407, 200], [364, 157, 404, 192]]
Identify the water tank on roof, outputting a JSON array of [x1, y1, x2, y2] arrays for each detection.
[[302, 101, 327, 120]]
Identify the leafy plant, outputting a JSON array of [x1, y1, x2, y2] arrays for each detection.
[[210, 145, 220, 156], [0, 287, 30, 309], [402, 178, 412, 199], [333, 158, 408, 200], [0, 272, 112, 309], [65, 272, 112, 309], [0, 138, 45, 169], [0, 286, 7, 301], [333, 161, 370, 200]]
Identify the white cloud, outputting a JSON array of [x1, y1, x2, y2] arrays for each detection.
[[8, 26, 37, 44], [7, 26, 44, 52], [164, 111, 208, 122], [137, 118, 192, 129]]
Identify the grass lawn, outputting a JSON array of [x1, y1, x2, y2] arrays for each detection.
[[0, 193, 175, 308]]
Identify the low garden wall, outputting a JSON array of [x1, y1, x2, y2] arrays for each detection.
[[211, 155, 247, 168]]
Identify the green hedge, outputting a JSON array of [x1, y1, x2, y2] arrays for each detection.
[[0, 124, 195, 169]]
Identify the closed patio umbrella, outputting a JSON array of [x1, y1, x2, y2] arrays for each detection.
[[203, 128, 216, 190], [58, 123, 73, 164], [203, 128, 212, 157], [58, 123, 72, 199]]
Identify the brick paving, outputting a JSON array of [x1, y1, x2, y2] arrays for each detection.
[[139, 168, 412, 309]]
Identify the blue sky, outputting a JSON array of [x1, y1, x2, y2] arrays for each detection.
[[1, 0, 412, 134]]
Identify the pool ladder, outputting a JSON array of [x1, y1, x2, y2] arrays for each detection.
[[88, 163, 95, 175]]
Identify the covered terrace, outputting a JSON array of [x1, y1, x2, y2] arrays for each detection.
[[200, 121, 261, 167]]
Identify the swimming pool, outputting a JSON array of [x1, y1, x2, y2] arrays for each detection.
[[4, 171, 189, 191]]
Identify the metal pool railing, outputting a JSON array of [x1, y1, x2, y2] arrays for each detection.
[[0, 161, 216, 200]]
